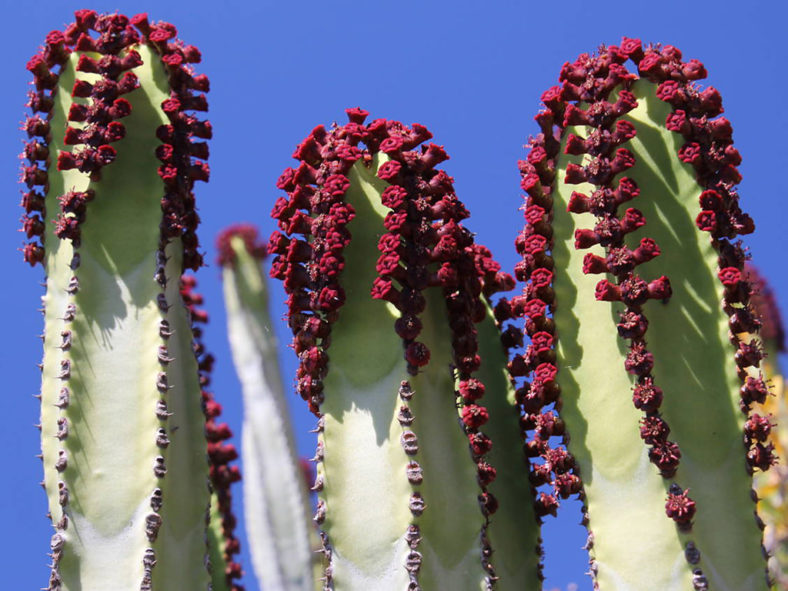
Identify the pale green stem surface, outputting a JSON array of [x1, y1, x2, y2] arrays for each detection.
[[553, 80, 766, 590], [222, 238, 314, 591], [39, 45, 210, 591], [319, 156, 538, 590]]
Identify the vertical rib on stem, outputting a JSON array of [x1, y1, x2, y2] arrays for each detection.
[[219, 226, 313, 591], [27, 12, 212, 590], [180, 275, 245, 591], [269, 111, 540, 590], [519, 39, 770, 590]]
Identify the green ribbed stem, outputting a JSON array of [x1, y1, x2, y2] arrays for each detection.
[[317, 157, 540, 590], [554, 80, 766, 590], [207, 492, 232, 591], [222, 237, 314, 591], [39, 45, 210, 591]]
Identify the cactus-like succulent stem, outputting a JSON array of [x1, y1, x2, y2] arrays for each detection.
[[517, 39, 770, 590], [270, 111, 540, 589], [219, 227, 312, 591], [27, 12, 213, 590]]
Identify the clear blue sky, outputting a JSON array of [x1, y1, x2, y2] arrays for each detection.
[[3, 1, 786, 589]]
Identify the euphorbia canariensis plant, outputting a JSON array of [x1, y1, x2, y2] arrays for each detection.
[[267, 110, 540, 590], [261, 40, 779, 591], [217, 225, 314, 591], [20, 10, 242, 591], [504, 38, 774, 590], [22, 13, 782, 591]]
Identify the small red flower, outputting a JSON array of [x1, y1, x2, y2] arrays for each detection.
[[678, 142, 702, 166], [620, 37, 643, 60], [461, 404, 490, 429], [650, 441, 681, 476], [665, 486, 695, 528], [633, 378, 663, 412], [323, 174, 350, 197], [640, 416, 670, 444], [524, 204, 545, 226], [656, 80, 683, 103], [161, 97, 181, 114], [718, 266, 741, 287], [747, 442, 777, 472], [665, 110, 688, 134], [530, 331, 553, 353], [522, 234, 548, 256], [380, 136, 404, 154], [468, 432, 492, 455], [377, 160, 402, 181], [522, 298, 547, 320], [638, 53, 664, 77], [534, 362, 557, 385], [744, 414, 773, 443], [530, 268, 553, 289], [695, 210, 717, 233], [381, 185, 408, 209]]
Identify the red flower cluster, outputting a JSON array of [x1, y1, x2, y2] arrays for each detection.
[[21, 10, 211, 272], [506, 78, 582, 525], [638, 43, 772, 474], [271, 109, 512, 586], [216, 224, 267, 267]]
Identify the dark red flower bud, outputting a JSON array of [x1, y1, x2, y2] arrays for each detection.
[[647, 276, 672, 300], [665, 485, 695, 528], [461, 404, 490, 428], [594, 280, 620, 302], [468, 432, 492, 456], [582, 253, 608, 275], [405, 342, 431, 368], [633, 378, 663, 412], [345, 107, 369, 124]]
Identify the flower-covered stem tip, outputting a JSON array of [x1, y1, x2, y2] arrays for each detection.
[[269, 110, 538, 589], [216, 224, 267, 267], [520, 38, 770, 590], [21, 10, 211, 271], [27, 12, 214, 591]]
